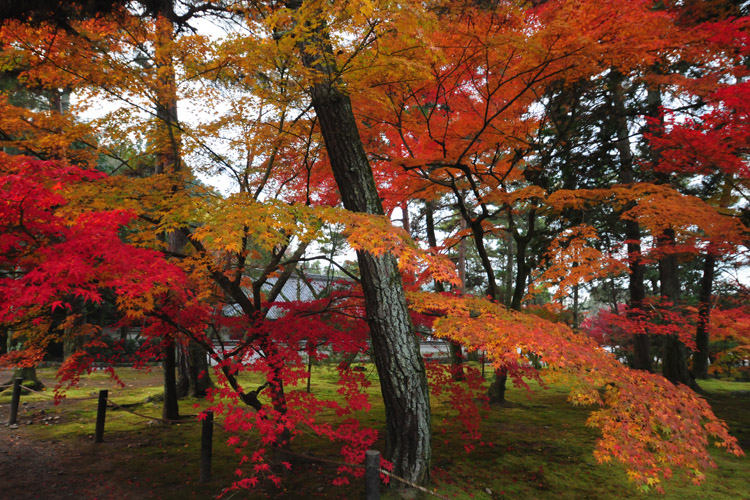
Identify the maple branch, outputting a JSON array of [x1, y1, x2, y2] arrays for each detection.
[[181, 230, 257, 317], [170, 2, 231, 26], [252, 242, 290, 310], [265, 242, 310, 306], [284, 255, 361, 284], [148, 310, 265, 410], [253, 105, 289, 200]]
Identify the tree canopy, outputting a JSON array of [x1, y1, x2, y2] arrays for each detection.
[[0, 0, 748, 494]]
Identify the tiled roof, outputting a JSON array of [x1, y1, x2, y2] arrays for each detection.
[[224, 273, 353, 319]]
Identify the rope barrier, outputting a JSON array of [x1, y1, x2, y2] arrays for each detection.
[[379, 470, 454, 500], [13, 386, 56, 399], [270, 446, 365, 469], [267, 446, 454, 499], [105, 398, 199, 425], [6, 383, 196, 422], [5, 383, 461, 500], [5, 385, 98, 402], [205, 419, 457, 499]]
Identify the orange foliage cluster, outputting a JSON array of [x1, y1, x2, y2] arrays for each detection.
[[408, 292, 743, 491]]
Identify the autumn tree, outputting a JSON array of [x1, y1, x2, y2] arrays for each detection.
[[0, 0, 748, 495]]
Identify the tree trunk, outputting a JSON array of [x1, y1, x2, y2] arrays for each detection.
[[627, 220, 651, 372], [425, 201, 464, 380], [610, 71, 652, 372], [503, 231, 514, 308], [162, 339, 180, 420], [511, 228, 532, 311], [662, 334, 695, 387], [153, 2, 182, 420], [693, 253, 715, 379], [3, 330, 44, 390], [463, 215, 508, 403], [177, 339, 213, 398], [9, 367, 44, 391], [658, 228, 698, 390], [297, 27, 431, 483]]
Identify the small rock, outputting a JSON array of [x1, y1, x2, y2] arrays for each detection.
[[26, 420, 33, 425], [485, 488, 493, 495], [9, 424, 18, 429]]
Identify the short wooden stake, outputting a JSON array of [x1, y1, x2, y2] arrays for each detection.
[[200, 411, 214, 483], [365, 449, 381, 500], [95, 389, 108, 443], [8, 378, 22, 426]]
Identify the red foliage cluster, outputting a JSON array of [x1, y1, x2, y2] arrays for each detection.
[[583, 298, 698, 352]]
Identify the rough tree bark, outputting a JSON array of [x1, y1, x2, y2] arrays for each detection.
[[693, 253, 715, 379], [177, 340, 213, 398], [643, 82, 698, 389], [283, 1, 431, 485], [311, 83, 431, 486], [153, 0, 181, 421], [3, 330, 44, 391], [610, 72, 651, 371], [658, 228, 699, 390]]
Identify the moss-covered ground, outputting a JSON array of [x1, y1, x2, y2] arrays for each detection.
[[0, 366, 747, 499]]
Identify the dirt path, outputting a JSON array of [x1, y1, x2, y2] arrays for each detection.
[[0, 414, 152, 500], [0, 368, 364, 499], [0, 368, 164, 500], [0, 428, 130, 499]]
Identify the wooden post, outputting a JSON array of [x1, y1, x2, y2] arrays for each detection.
[[200, 411, 213, 483], [8, 377, 22, 426], [365, 449, 380, 500], [95, 389, 108, 443]]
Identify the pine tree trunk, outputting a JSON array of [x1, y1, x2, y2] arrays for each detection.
[[154, 1, 182, 420], [658, 228, 698, 390], [177, 343, 189, 397], [693, 253, 715, 379], [510, 240, 530, 310], [627, 219, 651, 372], [304, 48, 431, 487], [610, 72, 652, 372], [4, 330, 44, 390], [504, 231, 514, 307], [277, 1, 432, 483], [464, 215, 508, 403]]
